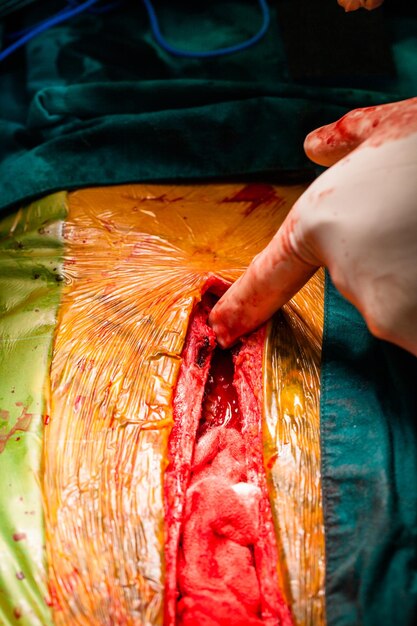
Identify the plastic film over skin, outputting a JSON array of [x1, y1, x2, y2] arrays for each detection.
[[264, 271, 325, 626], [42, 183, 316, 625], [0, 193, 67, 626]]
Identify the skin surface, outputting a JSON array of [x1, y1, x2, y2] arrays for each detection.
[[209, 98, 417, 356]]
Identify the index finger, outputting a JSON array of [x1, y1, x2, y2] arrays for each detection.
[[208, 209, 318, 348]]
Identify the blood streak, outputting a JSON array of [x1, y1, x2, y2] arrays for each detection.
[[0, 406, 33, 454], [164, 293, 293, 626], [223, 184, 284, 216], [305, 97, 417, 166]]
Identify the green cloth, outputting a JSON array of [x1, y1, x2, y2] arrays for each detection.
[[0, 193, 66, 626], [322, 276, 417, 626], [0, 1, 415, 213], [0, 2, 416, 625]]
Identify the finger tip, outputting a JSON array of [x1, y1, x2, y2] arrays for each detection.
[[208, 313, 231, 348], [216, 336, 233, 350], [304, 130, 331, 166], [212, 325, 233, 350], [304, 129, 350, 167], [208, 307, 222, 331]]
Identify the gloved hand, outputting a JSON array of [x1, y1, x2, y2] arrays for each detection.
[[209, 98, 417, 356], [338, 0, 384, 11]]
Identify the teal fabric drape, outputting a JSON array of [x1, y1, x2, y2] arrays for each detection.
[[322, 276, 417, 625], [0, 2, 416, 625], [0, 1, 415, 213]]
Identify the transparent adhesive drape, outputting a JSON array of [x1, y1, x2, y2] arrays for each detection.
[[264, 273, 325, 626], [0, 193, 67, 626], [0, 183, 325, 626]]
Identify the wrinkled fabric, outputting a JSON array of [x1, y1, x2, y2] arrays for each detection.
[[321, 275, 417, 626], [0, 1, 415, 213], [0, 2, 416, 626]]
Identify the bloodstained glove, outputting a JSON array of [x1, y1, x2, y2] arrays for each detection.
[[338, 0, 384, 11], [209, 98, 417, 356]]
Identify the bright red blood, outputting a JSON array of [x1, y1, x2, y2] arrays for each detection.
[[222, 184, 284, 216], [164, 293, 293, 626], [197, 349, 240, 438]]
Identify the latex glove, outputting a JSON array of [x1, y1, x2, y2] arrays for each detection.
[[338, 0, 384, 11], [209, 98, 417, 356]]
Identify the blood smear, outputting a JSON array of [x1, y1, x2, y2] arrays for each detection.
[[164, 294, 293, 626]]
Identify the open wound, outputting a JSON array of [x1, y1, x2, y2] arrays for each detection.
[[164, 293, 293, 626]]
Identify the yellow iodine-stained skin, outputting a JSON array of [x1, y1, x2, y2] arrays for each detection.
[[264, 272, 325, 626], [42, 183, 325, 626]]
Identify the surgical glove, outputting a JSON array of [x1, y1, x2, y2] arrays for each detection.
[[209, 98, 417, 356], [338, 0, 384, 11]]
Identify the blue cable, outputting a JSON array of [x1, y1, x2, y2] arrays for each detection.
[[142, 0, 270, 58], [0, 0, 100, 62], [0, 0, 271, 63]]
